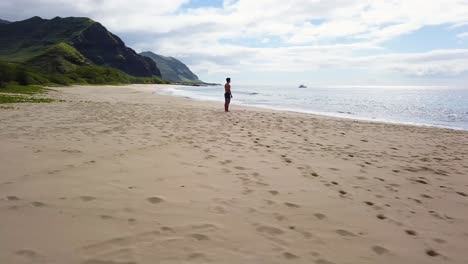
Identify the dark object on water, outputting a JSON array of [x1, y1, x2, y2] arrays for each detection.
[[298, 84, 307, 88]]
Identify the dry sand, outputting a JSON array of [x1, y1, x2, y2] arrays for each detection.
[[1, 84, 468, 264]]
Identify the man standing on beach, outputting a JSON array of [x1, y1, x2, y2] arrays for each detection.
[[224, 77, 232, 112]]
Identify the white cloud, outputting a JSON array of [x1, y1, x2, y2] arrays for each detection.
[[2, 0, 468, 83], [353, 49, 468, 77]]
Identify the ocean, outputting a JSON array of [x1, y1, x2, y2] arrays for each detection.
[[155, 84, 468, 131]]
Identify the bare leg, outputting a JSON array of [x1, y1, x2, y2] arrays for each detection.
[[225, 98, 230, 112]]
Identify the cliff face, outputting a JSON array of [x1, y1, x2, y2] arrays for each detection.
[[0, 16, 161, 77], [71, 23, 160, 77], [141, 51, 201, 83]]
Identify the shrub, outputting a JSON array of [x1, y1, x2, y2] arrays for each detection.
[[16, 67, 31, 85]]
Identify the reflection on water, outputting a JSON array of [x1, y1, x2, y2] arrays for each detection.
[[157, 85, 468, 130]]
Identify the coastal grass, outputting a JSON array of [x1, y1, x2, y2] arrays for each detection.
[[0, 94, 55, 104], [0, 82, 49, 94], [1, 60, 171, 87], [0, 105, 17, 109]]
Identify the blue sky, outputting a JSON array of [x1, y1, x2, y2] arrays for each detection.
[[181, 0, 224, 9], [383, 24, 468, 53], [1, 0, 468, 85]]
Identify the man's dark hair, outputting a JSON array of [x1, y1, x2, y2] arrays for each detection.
[[226, 77, 231, 82]]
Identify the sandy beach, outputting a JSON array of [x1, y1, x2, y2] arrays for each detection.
[[1, 84, 468, 264]]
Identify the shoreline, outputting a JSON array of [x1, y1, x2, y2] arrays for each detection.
[[150, 84, 468, 132], [1, 84, 467, 264]]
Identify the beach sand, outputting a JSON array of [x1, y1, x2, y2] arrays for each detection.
[[1, 84, 467, 264]]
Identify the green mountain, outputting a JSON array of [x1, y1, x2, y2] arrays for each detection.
[[140, 51, 201, 83], [0, 16, 161, 77], [27, 42, 89, 73]]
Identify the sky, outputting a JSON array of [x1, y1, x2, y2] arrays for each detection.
[[1, 0, 468, 85]]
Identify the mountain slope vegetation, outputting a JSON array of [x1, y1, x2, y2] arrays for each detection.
[[0, 16, 160, 77]]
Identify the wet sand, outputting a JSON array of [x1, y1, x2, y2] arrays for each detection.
[[1, 84, 467, 264]]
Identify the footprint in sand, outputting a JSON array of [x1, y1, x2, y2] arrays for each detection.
[[15, 249, 45, 262], [191, 223, 219, 231], [187, 252, 208, 260], [335, 229, 356, 237], [31, 201, 46, 207], [269, 190, 279, 195], [6, 195, 20, 201], [204, 155, 216, 160], [316, 259, 335, 264], [405, 230, 417, 236], [47, 170, 61, 175], [82, 259, 136, 264], [410, 177, 428, 184], [100, 215, 113, 220], [219, 160, 232, 165], [243, 189, 254, 195], [310, 172, 319, 177], [80, 196, 96, 202], [211, 206, 226, 214], [300, 230, 314, 239], [372, 245, 389, 255], [433, 238, 446, 244], [256, 225, 284, 235], [421, 194, 432, 199], [314, 213, 327, 220], [147, 197, 164, 204], [377, 214, 387, 220], [283, 252, 299, 259], [426, 249, 439, 257], [274, 214, 287, 221], [284, 202, 301, 208], [158, 227, 174, 234], [189, 233, 210, 241]]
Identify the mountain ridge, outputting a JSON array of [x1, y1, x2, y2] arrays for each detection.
[[140, 51, 201, 83], [0, 16, 161, 77]]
